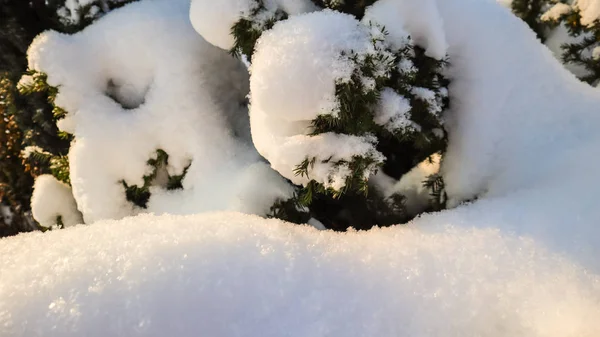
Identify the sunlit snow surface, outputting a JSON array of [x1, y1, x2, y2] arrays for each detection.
[[3, 0, 600, 335], [0, 212, 599, 337]]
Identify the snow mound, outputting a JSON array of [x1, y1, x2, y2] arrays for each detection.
[[26, 0, 293, 224], [0, 212, 599, 337]]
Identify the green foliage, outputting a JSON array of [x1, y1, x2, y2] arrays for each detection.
[[231, 4, 450, 230], [17, 70, 73, 185], [0, 0, 138, 236], [291, 24, 448, 230], [123, 150, 191, 208], [509, 1, 600, 85], [511, 0, 552, 41], [230, 1, 287, 59], [267, 193, 311, 225], [555, 9, 600, 85], [0, 74, 38, 235], [309, 0, 378, 19], [423, 172, 446, 211]]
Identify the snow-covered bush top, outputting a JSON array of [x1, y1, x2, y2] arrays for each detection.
[[251, 10, 447, 197]]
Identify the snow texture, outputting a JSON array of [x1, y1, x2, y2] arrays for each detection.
[[30, 175, 83, 228], [189, 0, 318, 51], [0, 211, 599, 337], [26, 0, 293, 224]]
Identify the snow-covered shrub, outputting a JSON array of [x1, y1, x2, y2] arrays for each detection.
[[191, 0, 449, 230], [24, 0, 293, 226]]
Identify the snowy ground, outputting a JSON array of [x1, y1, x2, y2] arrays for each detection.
[[0, 211, 599, 337], [2, 0, 600, 335]]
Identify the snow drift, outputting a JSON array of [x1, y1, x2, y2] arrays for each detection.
[[1, 212, 599, 337]]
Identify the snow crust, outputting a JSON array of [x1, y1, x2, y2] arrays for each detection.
[[26, 0, 293, 224]]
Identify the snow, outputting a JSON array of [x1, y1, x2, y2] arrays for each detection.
[[0, 204, 13, 226], [576, 0, 600, 27], [189, 0, 258, 50], [377, 154, 441, 216], [541, 3, 573, 22], [436, 0, 600, 204], [57, 0, 130, 26], [189, 0, 317, 51], [249, 10, 389, 190], [30, 175, 83, 228], [0, 211, 599, 337], [593, 45, 600, 59], [26, 0, 293, 224]]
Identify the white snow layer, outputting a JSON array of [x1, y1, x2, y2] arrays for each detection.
[[1, 211, 599, 337], [26, 0, 293, 224]]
